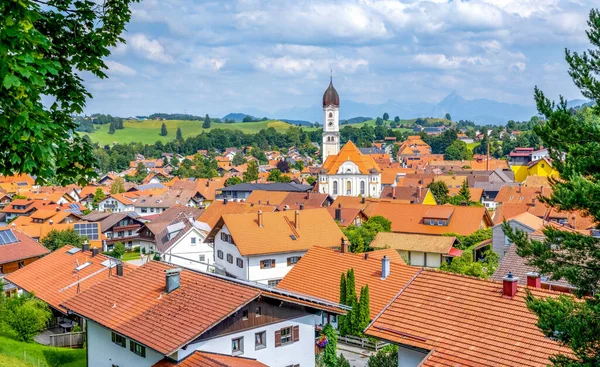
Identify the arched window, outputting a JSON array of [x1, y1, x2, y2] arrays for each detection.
[[329, 112, 333, 118], [346, 181, 351, 195], [333, 181, 338, 195], [360, 181, 365, 195]]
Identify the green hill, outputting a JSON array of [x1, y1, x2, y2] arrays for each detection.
[[0, 336, 86, 367], [344, 117, 452, 129], [83, 119, 317, 145]]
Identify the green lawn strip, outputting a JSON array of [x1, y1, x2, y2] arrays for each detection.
[[0, 336, 86, 367]]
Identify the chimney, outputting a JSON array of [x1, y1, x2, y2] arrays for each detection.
[[116, 263, 124, 276], [257, 210, 263, 228], [49, 219, 53, 225], [502, 272, 519, 298], [361, 197, 366, 204], [335, 204, 342, 221], [92, 248, 99, 257], [56, 206, 60, 212], [306, 192, 310, 200], [223, 198, 228, 205], [165, 268, 182, 294], [364, 253, 369, 260], [340, 238, 349, 254], [392, 187, 396, 200], [82, 241, 89, 252], [294, 210, 300, 230], [526, 272, 541, 288], [381, 256, 390, 280], [299, 203, 304, 210], [417, 186, 422, 202], [540, 185, 544, 195], [518, 185, 522, 194]]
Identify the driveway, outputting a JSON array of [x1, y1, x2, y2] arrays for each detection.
[[338, 343, 373, 367]]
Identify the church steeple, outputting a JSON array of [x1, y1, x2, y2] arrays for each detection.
[[322, 77, 340, 162], [322, 76, 340, 108]]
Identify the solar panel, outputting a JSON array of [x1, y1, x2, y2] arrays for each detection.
[[17, 182, 28, 186], [69, 203, 80, 210], [101, 259, 117, 268], [67, 247, 81, 254], [0, 230, 18, 245], [73, 223, 99, 240]]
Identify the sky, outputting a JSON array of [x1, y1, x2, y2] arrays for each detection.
[[83, 0, 596, 118]]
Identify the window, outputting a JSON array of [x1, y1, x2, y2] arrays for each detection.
[[227, 254, 233, 263], [118, 231, 124, 237], [255, 306, 262, 317], [191, 237, 196, 245], [242, 309, 249, 320], [111, 332, 126, 348], [199, 254, 206, 262], [217, 250, 223, 259], [232, 337, 243, 355], [236, 258, 244, 268], [287, 256, 301, 266], [281, 327, 292, 345], [150, 208, 155, 213], [437, 220, 444, 226], [130, 341, 146, 358], [333, 181, 338, 195], [346, 181, 351, 195], [261, 259, 275, 269], [128, 230, 132, 236], [268, 279, 281, 287], [275, 326, 299, 347], [18, 261, 25, 269], [255, 331, 266, 350], [360, 181, 365, 195]]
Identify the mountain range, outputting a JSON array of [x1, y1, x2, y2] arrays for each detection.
[[228, 92, 588, 126]]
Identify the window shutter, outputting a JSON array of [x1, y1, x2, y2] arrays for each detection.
[[287, 257, 291, 266], [292, 325, 299, 342], [141, 346, 146, 358], [260, 260, 265, 269], [130, 341, 134, 352], [272, 259, 276, 266], [111, 333, 116, 343], [275, 330, 282, 347]]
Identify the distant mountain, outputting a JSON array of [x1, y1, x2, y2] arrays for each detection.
[[279, 119, 313, 126], [222, 113, 254, 122], [273, 92, 542, 125]]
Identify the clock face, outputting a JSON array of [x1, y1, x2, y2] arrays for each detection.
[[328, 122, 333, 127]]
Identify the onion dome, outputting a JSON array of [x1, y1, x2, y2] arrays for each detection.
[[322, 77, 340, 108]]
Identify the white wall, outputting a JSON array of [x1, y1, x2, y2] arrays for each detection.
[[135, 207, 167, 217], [398, 345, 428, 367], [98, 199, 134, 213], [87, 320, 163, 367], [247, 251, 306, 285], [184, 314, 316, 367], [320, 174, 382, 198], [214, 224, 247, 280], [163, 228, 212, 272]]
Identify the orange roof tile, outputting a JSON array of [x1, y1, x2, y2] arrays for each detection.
[[366, 270, 571, 367], [370, 232, 459, 255], [0, 229, 49, 265], [5, 246, 134, 313], [245, 191, 290, 206], [278, 247, 418, 317], [153, 352, 268, 367], [197, 201, 275, 229], [207, 209, 345, 256], [495, 185, 550, 204], [322, 141, 380, 174]]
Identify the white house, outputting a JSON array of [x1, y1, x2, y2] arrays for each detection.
[[97, 194, 135, 213], [206, 208, 346, 286], [491, 212, 545, 260], [61, 261, 346, 367]]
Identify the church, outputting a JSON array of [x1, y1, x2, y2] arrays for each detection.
[[318, 78, 382, 198]]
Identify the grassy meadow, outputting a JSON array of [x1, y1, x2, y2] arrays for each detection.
[[0, 336, 86, 367]]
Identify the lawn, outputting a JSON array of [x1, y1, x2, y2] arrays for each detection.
[[121, 251, 141, 261], [83, 119, 318, 145], [0, 336, 86, 367], [467, 142, 480, 152]]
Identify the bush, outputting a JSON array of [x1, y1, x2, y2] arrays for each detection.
[[367, 344, 398, 367], [0, 293, 51, 342], [111, 242, 125, 259]]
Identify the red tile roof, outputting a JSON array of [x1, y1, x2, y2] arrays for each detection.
[[277, 247, 418, 317], [0, 229, 49, 265], [365, 270, 571, 367], [153, 352, 268, 367], [5, 246, 134, 313], [198, 201, 275, 229]]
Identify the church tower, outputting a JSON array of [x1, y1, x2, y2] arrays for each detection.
[[322, 76, 340, 162]]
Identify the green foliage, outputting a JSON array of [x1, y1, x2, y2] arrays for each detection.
[[440, 248, 499, 279], [110, 177, 125, 194], [172, 155, 219, 179], [343, 216, 392, 253], [176, 127, 183, 141], [267, 169, 291, 183], [321, 323, 338, 367], [92, 188, 106, 209], [367, 344, 399, 367], [306, 176, 316, 185], [383, 112, 389, 121], [394, 116, 400, 123], [160, 122, 168, 136], [358, 285, 371, 334], [243, 161, 259, 182], [338, 273, 347, 336], [427, 180, 449, 204], [0, 334, 86, 367], [111, 242, 125, 259], [445, 113, 452, 121], [225, 176, 242, 187], [444, 140, 472, 160], [41, 229, 83, 251], [203, 114, 211, 129], [457, 179, 471, 204], [337, 354, 351, 367], [0, 292, 51, 342], [338, 269, 369, 336], [231, 153, 247, 166], [0, 0, 138, 185]]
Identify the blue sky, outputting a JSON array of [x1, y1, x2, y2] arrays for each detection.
[[83, 0, 595, 117]]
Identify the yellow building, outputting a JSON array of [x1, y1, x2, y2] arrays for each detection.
[[511, 157, 559, 182]]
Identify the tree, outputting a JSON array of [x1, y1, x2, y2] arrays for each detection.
[[92, 188, 106, 209], [0, 292, 51, 342], [108, 121, 116, 135], [343, 216, 392, 253], [383, 112, 389, 121], [457, 179, 471, 204], [338, 273, 348, 336], [394, 116, 400, 123], [267, 169, 282, 182], [225, 176, 242, 186], [306, 176, 316, 185], [176, 127, 183, 141], [203, 114, 211, 129], [445, 113, 452, 121], [375, 117, 384, 126], [427, 180, 449, 204], [444, 140, 472, 160], [136, 161, 148, 178], [367, 345, 398, 367], [243, 161, 259, 182], [276, 159, 290, 173], [0, 0, 137, 185], [345, 269, 358, 335], [160, 122, 168, 136], [41, 229, 83, 251], [502, 9, 600, 366], [357, 285, 370, 334], [110, 177, 125, 194], [440, 248, 499, 279], [111, 242, 125, 259], [231, 153, 246, 166], [321, 323, 338, 366]]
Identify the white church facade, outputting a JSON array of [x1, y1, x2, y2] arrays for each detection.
[[318, 78, 382, 198]]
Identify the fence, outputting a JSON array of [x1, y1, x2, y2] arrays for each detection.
[[337, 334, 388, 351], [49, 332, 85, 348]]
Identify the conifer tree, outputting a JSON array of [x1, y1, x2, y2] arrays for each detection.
[[202, 114, 211, 129], [338, 273, 348, 336], [160, 122, 168, 136], [243, 161, 259, 182], [176, 127, 183, 141], [358, 285, 371, 335], [457, 179, 471, 204], [345, 269, 358, 335]]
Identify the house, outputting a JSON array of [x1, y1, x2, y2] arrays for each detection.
[[245, 190, 331, 211], [197, 201, 275, 229], [205, 208, 345, 286], [170, 178, 226, 207], [97, 193, 135, 212], [84, 212, 145, 251], [155, 213, 212, 272], [365, 270, 571, 367], [327, 206, 368, 227], [370, 232, 462, 267], [363, 202, 493, 236], [318, 141, 382, 198], [5, 245, 133, 322], [491, 212, 545, 260], [134, 189, 197, 217], [494, 185, 549, 205], [379, 186, 437, 204], [2, 199, 37, 221], [277, 246, 416, 329], [61, 261, 345, 367], [216, 183, 312, 201], [509, 147, 558, 182], [152, 352, 268, 367], [0, 228, 49, 295]]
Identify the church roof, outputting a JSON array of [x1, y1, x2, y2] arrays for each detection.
[[322, 78, 340, 107], [322, 141, 380, 174]]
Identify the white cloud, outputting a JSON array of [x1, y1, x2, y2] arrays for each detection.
[[413, 54, 488, 70], [253, 56, 368, 75], [105, 61, 137, 76], [190, 56, 227, 71], [128, 33, 174, 64]]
